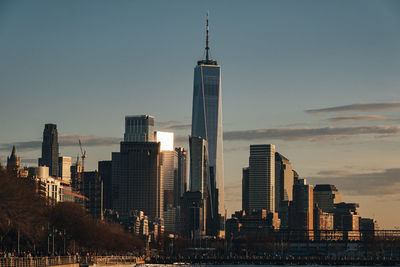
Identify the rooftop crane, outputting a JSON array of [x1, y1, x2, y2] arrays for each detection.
[[79, 139, 86, 192]]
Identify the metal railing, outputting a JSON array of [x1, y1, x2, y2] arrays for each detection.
[[0, 256, 78, 267]]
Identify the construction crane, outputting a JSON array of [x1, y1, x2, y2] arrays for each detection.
[[79, 139, 86, 192]]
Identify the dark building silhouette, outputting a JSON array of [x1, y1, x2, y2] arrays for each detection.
[[175, 147, 187, 207], [7, 146, 20, 176], [98, 160, 112, 210], [242, 167, 249, 212], [83, 171, 104, 220], [112, 141, 162, 222], [39, 124, 59, 177], [291, 179, 313, 239]]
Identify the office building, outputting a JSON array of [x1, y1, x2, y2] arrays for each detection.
[[155, 131, 178, 233], [58, 156, 72, 182], [175, 147, 187, 206], [314, 184, 342, 213], [82, 171, 104, 220], [275, 152, 294, 212], [39, 124, 59, 177], [292, 179, 313, 238], [242, 167, 249, 212], [248, 144, 275, 213], [112, 115, 162, 222], [124, 115, 154, 142], [98, 160, 112, 209], [191, 15, 225, 236], [155, 131, 177, 210]]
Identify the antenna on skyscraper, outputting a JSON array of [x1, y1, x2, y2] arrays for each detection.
[[205, 11, 210, 61]]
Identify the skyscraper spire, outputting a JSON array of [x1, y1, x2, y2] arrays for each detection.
[[198, 12, 217, 66], [205, 12, 210, 61]]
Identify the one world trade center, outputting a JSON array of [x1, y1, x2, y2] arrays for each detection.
[[191, 14, 225, 237]]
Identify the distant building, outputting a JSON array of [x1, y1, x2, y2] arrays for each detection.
[[181, 191, 205, 240], [112, 141, 162, 222], [313, 184, 342, 213], [155, 131, 178, 233], [124, 115, 155, 142], [191, 16, 225, 237], [83, 171, 104, 220], [291, 179, 313, 239], [39, 124, 59, 177], [7, 146, 21, 176], [189, 136, 210, 237], [275, 152, 294, 211], [98, 160, 112, 209], [112, 115, 162, 222], [70, 156, 82, 190], [226, 209, 280, 239], [155, 131, 177, 210], [314, 206, 334, 240], [248, 144, 275, 213], [242, 167, 249, 212], [58, 156, 72, 182], [175, 147, 187, 206]]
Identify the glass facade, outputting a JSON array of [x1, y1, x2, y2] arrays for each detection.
[[191, 62, 225, 230]]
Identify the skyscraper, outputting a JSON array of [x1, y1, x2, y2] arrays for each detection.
[[292, 179, 314, 239], [175, 147, 187, 206], [191, 14, 225, 236], [248, 144, 275, 213], [112, 115, 163, 221], [155, 131, 177, 210], [275, 152, 294, 212], [242, 167, 249, 212], [59, 156, 72, 181], [39, 124, 59, 177]]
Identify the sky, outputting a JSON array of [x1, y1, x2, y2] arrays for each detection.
[[1, 0, 400, 228]]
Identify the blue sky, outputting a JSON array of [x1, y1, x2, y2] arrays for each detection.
[[1, 0, 400, 228]]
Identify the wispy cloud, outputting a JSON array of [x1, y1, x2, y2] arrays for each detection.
[[308, 168, 400, 196], [0, 134, 121, 152], [328, 115, 389, 123], [306, 102, 400, 114], [156, 120, 191, 131], [223, 125, 400, 142]]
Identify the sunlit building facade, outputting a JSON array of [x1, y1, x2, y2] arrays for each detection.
[[248, 144, 276, 213], [191, 15, 225, 236]]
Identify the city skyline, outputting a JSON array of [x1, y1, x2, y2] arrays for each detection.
[[1, 0, 400, 228]]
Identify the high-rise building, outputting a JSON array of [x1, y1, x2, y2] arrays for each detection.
[[155, 131, 178, 233], [189, 136, 209, 196], [155, 131, 177, 210], [275, 152, 294, 212], [291, 179, 314, 235], [83, 171, 104, 220], [124, 115, 154, 142], [248, 144, 276, 213], [191, 14, 225, 236], [58, 156, 72, 182], [113, 141, 162, 221], [70, 156, 82, 190], [112, 115, 162, 222], [175, 147, 187, 206], [39, 124, 59, 177], [98, 160, 112, 210], [242, 167, 249, 212], [314, 184, 342, 213]]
